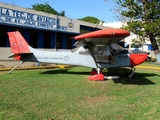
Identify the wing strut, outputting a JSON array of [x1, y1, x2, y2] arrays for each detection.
[[8, 61, 24, 74], [88, 43, 98, 66], [87, 43, 101, 74]]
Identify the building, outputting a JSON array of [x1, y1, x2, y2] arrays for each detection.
[[0, 2, 107, 67]]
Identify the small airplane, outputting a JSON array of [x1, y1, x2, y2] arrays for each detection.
[[7, 28, 148, 81]]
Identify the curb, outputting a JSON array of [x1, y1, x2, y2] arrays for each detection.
[[0, 66, 57, 71], [135, 66, 160, 70], [0, 65, 159, 72]]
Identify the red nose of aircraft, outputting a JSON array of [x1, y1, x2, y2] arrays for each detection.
[[130, 53, 148, 67]]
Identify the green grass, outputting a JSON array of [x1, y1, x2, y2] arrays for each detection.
[[140, 61, 160, 67], [0, 67, 160, 120]]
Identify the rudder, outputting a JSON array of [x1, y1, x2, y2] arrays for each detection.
[[7, 31, 30, 54], [7, 31, 31, 60]]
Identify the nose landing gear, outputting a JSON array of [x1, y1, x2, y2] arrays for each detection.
[[127, 67, 136, 79]]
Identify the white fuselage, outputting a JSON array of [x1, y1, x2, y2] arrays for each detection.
[[25, 46, 97, 68], [23, 46, 131, 69]]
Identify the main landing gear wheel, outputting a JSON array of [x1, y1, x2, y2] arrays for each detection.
[[88, 74, 105, 81], [127, 67, 136, 79], [88, 68, 105, 81]]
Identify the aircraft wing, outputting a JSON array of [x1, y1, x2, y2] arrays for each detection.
[[73, 28, 130, 46]]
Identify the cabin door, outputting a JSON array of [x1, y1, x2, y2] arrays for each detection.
[[92, 45, 115, 64]]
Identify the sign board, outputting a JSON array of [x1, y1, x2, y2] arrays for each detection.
[[0, 7, 69, 31]]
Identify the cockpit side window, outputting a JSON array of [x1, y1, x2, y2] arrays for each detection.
[[92, 45, 115, 64], [110, 43, 124, 54]]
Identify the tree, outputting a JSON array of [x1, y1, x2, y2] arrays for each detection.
[[78, 16, 104, 24], [32, 2, 66, 17], [107, 0, 160, 56]]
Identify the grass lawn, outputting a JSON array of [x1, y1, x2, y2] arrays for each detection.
[[0, 66, 160, 120], [140, 61, 160, 66]]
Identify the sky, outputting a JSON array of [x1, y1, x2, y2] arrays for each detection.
[[0, 0, 117, 23]]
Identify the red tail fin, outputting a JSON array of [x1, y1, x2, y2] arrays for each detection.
[[7, 31, 31, 60], [8, 31, 30, 53]]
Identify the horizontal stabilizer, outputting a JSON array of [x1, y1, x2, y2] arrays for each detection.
[[8, 53, 33, 58]]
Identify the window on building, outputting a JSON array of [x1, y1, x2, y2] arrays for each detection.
[[0, 25, 7, 47], [56, 33, 62, 49], [66, 34, 75, 49], [12, 27, 23, 33], [44, 31, 51, 49], [30, 29, 38, 48]]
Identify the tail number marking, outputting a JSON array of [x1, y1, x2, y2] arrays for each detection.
[[119, 55, 128, 59]]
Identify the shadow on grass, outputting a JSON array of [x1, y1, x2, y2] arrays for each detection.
[[40, 68, 89, 75], [40, 67, 157, 85], [107, 68, 156, 85]]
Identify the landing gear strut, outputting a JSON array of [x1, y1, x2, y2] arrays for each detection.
[[127, 67, 136, 79]]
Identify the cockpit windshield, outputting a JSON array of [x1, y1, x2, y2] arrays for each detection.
[[110, 43, 124, 54]]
